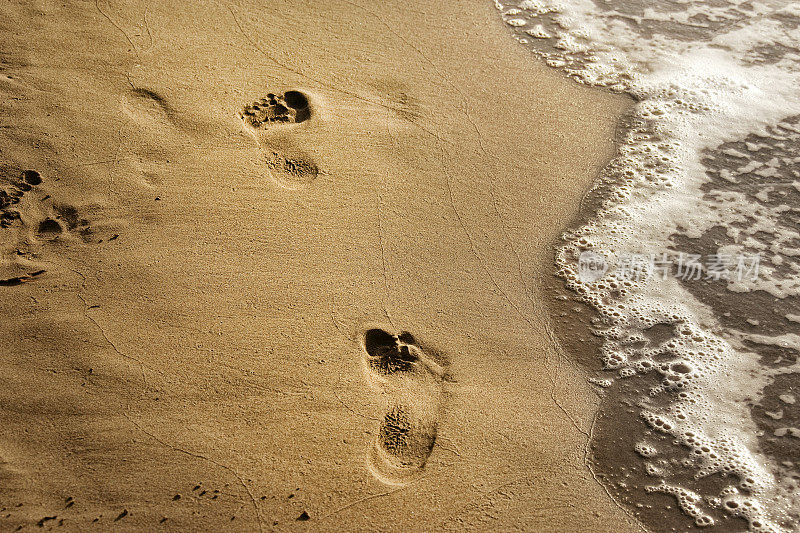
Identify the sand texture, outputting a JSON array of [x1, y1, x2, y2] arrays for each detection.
[[0, 0, 637, 530]]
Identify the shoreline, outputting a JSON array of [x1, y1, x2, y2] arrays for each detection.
[[0, 0, 638, 530]]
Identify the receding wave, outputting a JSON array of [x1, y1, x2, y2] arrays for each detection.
[[496, 0, 800, 530]]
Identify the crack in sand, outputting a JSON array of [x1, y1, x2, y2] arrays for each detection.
[[318, 483, 412, 521], [71, 268, 154, 388], [122, 412, 265, 533], [142, 7, 154, 53], [94, 0, 139, 60], [375, 194, 396, 328], [439, 135, 591, 441]]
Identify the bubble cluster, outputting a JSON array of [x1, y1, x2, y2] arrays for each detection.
[[634, 441, 657, 458], [717, 489, 784, 533], [646, 484, 715, 528]]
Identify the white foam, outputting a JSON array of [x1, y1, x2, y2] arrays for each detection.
[[497, 0, 800, 529]]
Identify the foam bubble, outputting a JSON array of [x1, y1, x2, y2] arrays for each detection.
[[646, 484, 715, 528]]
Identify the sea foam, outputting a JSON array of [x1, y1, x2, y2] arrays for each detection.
[[496, 0, 800, 530]]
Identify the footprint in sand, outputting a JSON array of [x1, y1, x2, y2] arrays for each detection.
[[360, 328, 447, 485], [1, 166, 99, 281], [237, 90, 318, 190], [121, 87, 176, 128]]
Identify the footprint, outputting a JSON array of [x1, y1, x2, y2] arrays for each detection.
[[1, 166, 101, 280], [31, 205, 92, 243], [121, 87, 176, 128], [53, 203, 92, 242], [360, 328, 447, 485], [237, 90, 318, 190], [239, 91, 311, 127]]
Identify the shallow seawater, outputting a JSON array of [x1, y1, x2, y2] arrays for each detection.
[[494, 0, 800, 531]]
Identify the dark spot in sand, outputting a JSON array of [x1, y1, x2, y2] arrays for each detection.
[[37, 218, 62, 236], [22, 170, 41, 185], [283, 90, 309, 110], [37, 516, 57, 527]]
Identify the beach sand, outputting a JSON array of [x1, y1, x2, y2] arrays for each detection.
[[0, 0, 638, 530]]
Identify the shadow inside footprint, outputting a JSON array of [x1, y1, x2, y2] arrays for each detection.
[[37, 218, 62, 238], [283, 90, 310, 122], [22, 170, 41, 186], [364, 328, 418, 375]]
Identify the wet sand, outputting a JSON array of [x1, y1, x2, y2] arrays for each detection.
[[0, 0, 637, 530]]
